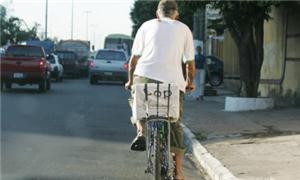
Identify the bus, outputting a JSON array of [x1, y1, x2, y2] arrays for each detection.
[[104, 34, 133, 57]]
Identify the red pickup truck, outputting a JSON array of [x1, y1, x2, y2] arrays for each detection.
[[1, 45, 51, 92]]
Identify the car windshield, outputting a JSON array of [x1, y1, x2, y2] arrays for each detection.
[[5, 46, 44, 58], [96, 51, 126, 61], [56, 52, 76, 61]]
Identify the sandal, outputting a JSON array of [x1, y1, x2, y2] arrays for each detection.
[[130, 135, 146, 151]]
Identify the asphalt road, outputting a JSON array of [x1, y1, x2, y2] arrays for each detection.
[[1, 79, 204, 180]]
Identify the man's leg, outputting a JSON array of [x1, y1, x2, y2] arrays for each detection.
[[173, 153, 184, 179], [136, 120, 145, 136], [170, 92, 185, 179], [170, 121, 185, 179], [130, 76, 158, 151]]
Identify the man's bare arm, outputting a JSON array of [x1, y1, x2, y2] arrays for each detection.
[[185, 60, 196, 90], [125, 55, 140, 89]]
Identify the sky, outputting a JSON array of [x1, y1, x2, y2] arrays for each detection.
[[0, 0, 135, 49]]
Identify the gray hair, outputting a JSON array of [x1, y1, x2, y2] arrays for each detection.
[[157, 0, 178, 18]]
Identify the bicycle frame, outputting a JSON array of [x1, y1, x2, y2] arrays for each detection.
[[139, 83, 178, 180]]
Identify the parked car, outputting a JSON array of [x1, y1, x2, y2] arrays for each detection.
[[205, 56, 224, 87], [89, 49, 128, 84], [46, 53, 64, 82], [0, 45, 51, 92], [55, 50, 80, 78]]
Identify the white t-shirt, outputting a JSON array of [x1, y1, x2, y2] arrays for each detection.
[[131, 18, 195, 92]]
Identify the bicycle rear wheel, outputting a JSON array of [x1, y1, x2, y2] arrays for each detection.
[[153, 127, 163, 180], [152, 121, 170, 180]]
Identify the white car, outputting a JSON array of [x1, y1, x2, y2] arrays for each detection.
[[47, 53, 64, 82], [89, 49, 128, 84]]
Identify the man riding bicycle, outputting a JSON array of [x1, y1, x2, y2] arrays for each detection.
[[125, 1, 196, 179]]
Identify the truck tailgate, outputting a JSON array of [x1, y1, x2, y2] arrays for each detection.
[[1, 57, 43, 72]]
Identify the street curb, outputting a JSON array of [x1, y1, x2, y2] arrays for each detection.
[[182, 124, 238, 180]]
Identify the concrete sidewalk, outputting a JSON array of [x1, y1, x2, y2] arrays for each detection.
[[183, 88, 300, 180]]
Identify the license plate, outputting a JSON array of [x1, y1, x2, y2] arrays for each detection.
[[13, 73, 23, 78], [104, 72, 113, 76]]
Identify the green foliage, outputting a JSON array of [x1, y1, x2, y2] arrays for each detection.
[[210, 1, 278, 43], [194, 132, 207, 141], [0, 7, 39, 46], [130, 0, 205, 37], [177, 1, 205, 32], [130, 1, 158, 37]]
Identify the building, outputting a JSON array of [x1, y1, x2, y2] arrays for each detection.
[[200, 3, 300, 106]]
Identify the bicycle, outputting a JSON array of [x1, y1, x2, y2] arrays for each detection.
[[132, 82, 180, 180]]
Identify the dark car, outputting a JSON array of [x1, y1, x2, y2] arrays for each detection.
[[205, 56, 224, 87], [55, 50, 80, 78]]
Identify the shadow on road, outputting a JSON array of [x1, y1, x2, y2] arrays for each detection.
[[1, 79, 134, 143]]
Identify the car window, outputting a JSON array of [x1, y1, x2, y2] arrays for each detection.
[[56, 52, 76, 61], [96, 51, 126, 61], [6, 46, 44, 58]]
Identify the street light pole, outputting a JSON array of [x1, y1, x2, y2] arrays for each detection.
[[71, 0, 74, 39], [83, 11, 91, 41], [90, 25, 97, 50], [45, 0, 48, 39]]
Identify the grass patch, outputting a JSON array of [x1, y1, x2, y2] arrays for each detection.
[[194, 132, 207, 141]]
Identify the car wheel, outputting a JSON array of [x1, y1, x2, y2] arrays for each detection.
[[5, 83, 12, 89], [39, 79, 47, 92], [209, 73, 222, 87]]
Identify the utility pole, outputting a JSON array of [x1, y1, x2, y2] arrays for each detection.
[[71, 0, 74, 39], [90, 24, 97, 49], [45, 0, 48, 39], [83, 11, 91, 41]]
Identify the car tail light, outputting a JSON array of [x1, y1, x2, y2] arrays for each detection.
[[123, 63, 128, 70], [39, 60, 46, 69]]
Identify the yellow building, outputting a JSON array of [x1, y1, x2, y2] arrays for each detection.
[[222, 5, 300, 106]]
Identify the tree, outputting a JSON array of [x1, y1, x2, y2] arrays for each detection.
[[0, 6, 39, 46], [130, 1, 158, 37], [211, 2, 278, 97], [130, 0, 205, 37]]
